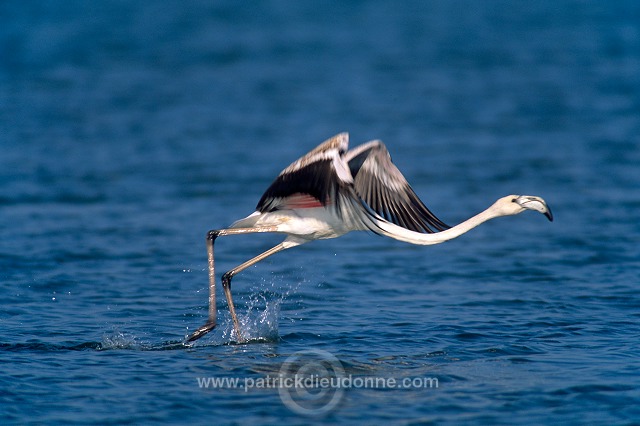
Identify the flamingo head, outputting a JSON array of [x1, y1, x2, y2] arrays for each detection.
[[495, 195, 553, 221]]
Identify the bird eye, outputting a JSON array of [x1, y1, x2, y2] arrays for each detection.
[[511, 198, 517, 202]]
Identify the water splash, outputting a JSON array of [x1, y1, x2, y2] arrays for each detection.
[[191, 275, 306, 346], [100, 329, 142, 350], [99, 329, 188, 351]]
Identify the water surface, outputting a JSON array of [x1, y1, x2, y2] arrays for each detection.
[[1, 1, 639, 424]]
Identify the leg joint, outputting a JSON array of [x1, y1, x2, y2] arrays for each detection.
[[207, 229, 222, 241], [221, 271, 233, 288]]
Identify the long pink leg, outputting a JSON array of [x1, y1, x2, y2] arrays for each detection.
[[185, 226, 283, 343]]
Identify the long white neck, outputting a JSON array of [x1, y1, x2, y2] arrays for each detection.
[[367, 202, 504, 245]]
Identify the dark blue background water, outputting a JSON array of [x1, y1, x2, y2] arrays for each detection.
[[2, 1, 639, 424]]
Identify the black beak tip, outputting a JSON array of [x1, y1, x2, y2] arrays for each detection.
[[544, 209, 554, 222]]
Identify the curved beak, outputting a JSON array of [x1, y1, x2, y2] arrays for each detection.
[[516, 195, 553, 222]]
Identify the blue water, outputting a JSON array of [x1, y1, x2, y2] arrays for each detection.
[[2, 1, 640, 424]]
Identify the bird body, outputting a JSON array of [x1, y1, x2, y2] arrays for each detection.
[[185, 133, 552, 343], [229, 205, 356, 246]]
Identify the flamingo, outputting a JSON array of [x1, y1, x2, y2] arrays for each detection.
[[186, 133, 552, 342]]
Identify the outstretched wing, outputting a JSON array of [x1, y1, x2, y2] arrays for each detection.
[[345, 140, 450, 233], [256, 133, 353, 212]]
